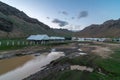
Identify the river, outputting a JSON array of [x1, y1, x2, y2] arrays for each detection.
[[0, 51, 65, 80]]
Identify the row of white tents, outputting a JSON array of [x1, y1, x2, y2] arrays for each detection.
[[27, 34, 65, 41], [72, 37, 120, 42], [27, 35, 120, 42], [77, 38, 107, 42], [72, 37, 111, 42]]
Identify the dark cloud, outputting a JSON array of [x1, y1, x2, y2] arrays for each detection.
[[78, 11, 88, 19], [59, 11, 68, 15], [46, 17, 50, 19], [71, 17, 75, 20], [62, 11, 68, 15], [52, 19, 69, 27]]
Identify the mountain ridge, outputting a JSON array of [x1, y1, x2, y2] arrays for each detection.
[[0, 1, 73, 38], [75, 18, 120, 38]]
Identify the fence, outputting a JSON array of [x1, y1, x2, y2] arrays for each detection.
[[0, 40, 36, 46]]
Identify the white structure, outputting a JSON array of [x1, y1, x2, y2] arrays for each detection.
[[27, 34, 49, 41], [78, 38, 86, 41], [50, 36, 65, 40], [113, 38, 120, 42], [72, 37, 77, 41], [27, 35, 36, 40], [77, 38, 107, 42], [70, 65, 93, 72], [27, 34, 65, 41]]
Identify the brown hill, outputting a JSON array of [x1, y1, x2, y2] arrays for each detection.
[[0, 1, 73, 38], [75, 19, 120, 38]]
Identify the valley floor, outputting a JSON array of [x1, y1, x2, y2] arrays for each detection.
[[23, 41, 120, 80], [0, 41, 120, 80]]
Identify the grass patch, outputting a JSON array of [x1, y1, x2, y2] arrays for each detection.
[[53, 54, 98, 67], [43, 48, 120, 80], [95, 49, 120, 75], [0, 39, 71, 51], [95, 58, 120, 74], [0, 45, 27, 51], [0, 39, 33, 51], [42, 70, 119, 80], [42, 70, 82, 80]]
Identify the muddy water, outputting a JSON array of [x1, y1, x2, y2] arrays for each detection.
[[0, 55, 33, 75], [0, 52, 65, 80]]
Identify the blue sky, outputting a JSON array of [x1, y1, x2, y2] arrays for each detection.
[[1, 0, 120, 31]]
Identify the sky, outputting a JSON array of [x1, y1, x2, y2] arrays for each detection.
[[1, 0, 120, 31]]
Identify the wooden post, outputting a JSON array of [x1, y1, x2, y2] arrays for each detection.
[[12, 41, 14, 46], [0, 41, 1, 46], [17, 41, 20, 45], [22, 41, 24, 45], [7, 41, 9, 46]]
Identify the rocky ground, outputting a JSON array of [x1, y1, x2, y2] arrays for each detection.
[[0, 41, 120, 80], [23, 41, 120, 80], [0, 42, 81, 60], [0, 46, 48, 59]]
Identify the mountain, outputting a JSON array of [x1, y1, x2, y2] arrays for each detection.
[[75, 19, 120, 38], [0, 1, 73, 38], [53, 28, 74, 37]]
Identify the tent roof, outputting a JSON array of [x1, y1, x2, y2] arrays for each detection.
[[27, 34, 49, 40]]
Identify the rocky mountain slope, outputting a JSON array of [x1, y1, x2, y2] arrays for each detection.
[[0, 1, 72, 38], [1, 1, 119, 38], [75, 19, 120, 38]]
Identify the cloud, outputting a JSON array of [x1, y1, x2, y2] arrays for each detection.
[[62, 11, 68, 15], [46, 17, 50, 19], [59, 11, 68, 15], [52, 19, 69, 27], [78, 11, 88, 19], [71, 17, 75, 20], [74, 25, 81, 30]]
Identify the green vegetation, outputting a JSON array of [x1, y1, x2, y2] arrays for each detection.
[[0, 39, 31, 51], [42, 70, 82, 80], [53, 53, 97, 68], [42, 49, 120, 80], [95, 50, 120, 75], [42, 70, 111, 80], [0, 39, 71, 51]]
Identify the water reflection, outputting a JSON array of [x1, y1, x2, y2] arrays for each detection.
[[0, 55, 33, 75], [0, 52, 65, 80]]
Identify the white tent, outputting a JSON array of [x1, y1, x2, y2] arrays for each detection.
[[27, 35, 36, 40], [49, 36, 65, 40], [27, 34, 49, 41]]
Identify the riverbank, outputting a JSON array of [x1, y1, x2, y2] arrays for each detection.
[[0, 41, 72, 60], [0, 55, 34, 75], [0, 41, 120, 80], [24, 41, 120, 80]]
